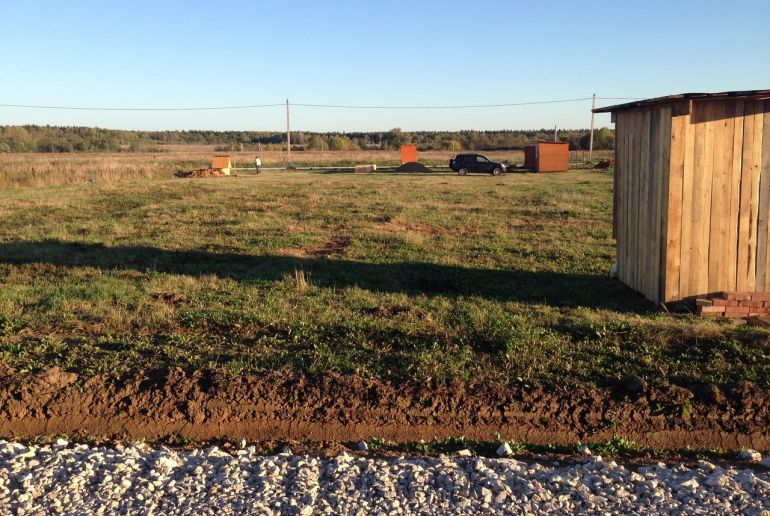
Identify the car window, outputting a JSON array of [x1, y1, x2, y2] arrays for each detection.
[[477, 156, 489, 163]]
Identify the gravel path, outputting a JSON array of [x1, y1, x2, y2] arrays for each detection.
[[1, 440, 770, 514]]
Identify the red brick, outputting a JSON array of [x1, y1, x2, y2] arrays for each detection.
[[751, 292, 770, 301], [724, 306, 750, 316], [698, 306, 726, 315], [711, 298, 729, 307], [746, 300, 765, 308], [735, 292, 753, 301]]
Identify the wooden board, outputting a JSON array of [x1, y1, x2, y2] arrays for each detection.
[[616, 114, 627, 283], [727, 101, 745, 291], [624, 112, 633, 288], [754, 102, 769, 289], [737, 101, 767, 291], [708, 100, 733, 292], [679, 104, 696, 298], [655, 107, 672, 302], [638, 109, 651, 298], [633, 110, 644, 294], [757, 104, 770, 292], [647, 109, 659, 300], [664, 112, 687, 301], [689, 101, 715, 296], [617, 113, 626, 283]]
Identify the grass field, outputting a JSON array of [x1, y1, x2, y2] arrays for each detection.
[[0, 168, 767, 390]]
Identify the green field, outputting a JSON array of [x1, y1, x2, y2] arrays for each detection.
[[0, 170, 767, 389]]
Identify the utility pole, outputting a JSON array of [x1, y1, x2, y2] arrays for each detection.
[[554, 125, 558, 142], [589, 93, 596, 162], [286, 98, 292, 169]]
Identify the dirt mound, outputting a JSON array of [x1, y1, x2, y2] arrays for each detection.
[[593, 160, 615, 169], [1, 368, 770, 450], [395, 162, 432, 173], [176, 168, 226, 178]]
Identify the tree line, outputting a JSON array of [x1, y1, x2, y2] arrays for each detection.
[[0, 125, 614, 153]]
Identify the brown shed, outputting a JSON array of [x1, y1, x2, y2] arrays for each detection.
[[594, 90, 770, 303], [523, 142, 569, 172], [211, 155, 232, 175]]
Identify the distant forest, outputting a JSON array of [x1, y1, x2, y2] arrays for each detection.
[[0, 125, 614, 153]]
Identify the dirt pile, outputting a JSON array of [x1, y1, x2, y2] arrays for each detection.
[[593, 160, 615, 169], [1, 368, 769, 450], [395, 162, 432, 173], [176, 168, 226, 178]]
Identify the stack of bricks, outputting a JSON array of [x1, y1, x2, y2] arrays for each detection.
[[696, 292, 770, 318]]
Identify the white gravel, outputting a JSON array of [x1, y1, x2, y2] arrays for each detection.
[[1, 440, 770, 514]]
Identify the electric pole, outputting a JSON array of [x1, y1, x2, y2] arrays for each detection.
[[554, 125, 558, 142], [286, 98, 292, 169], [589, 93, 596, 162]]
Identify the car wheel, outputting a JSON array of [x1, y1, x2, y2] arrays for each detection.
[[458, 167, 469, 176], [492, 167, 502, 176]]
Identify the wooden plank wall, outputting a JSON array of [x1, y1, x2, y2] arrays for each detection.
[[617, 99, 770, 302], [614, 107, 672, 301]]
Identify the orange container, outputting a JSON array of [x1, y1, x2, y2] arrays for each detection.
[[400, 144, 418, 164]]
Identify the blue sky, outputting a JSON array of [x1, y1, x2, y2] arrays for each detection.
[[1, 0, 769, 131]]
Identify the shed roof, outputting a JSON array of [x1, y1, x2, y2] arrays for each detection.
[[212, 155, 231, 168], [593, 89, 770, 113]]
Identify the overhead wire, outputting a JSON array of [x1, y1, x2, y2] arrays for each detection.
[[0, 103, 285, 111], [0, 97, 643, 112]]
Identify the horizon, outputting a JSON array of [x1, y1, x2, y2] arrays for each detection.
[[2, 0, 769, 131], [0, 124, 607, 134]]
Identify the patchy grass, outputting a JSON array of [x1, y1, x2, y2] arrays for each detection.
[[0, 169, 768, 388]]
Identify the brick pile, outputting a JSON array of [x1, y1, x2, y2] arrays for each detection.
[[696, 292, 770, 318]]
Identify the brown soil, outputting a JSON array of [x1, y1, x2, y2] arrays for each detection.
[[395, 162, 432, 173], [176, 168, 226, 178], [1, 368, 769, 451], [305, 234, 351, 257], [283, 233, 351, 258]]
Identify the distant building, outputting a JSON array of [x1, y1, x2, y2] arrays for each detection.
[[212, 155, 232, 176], [523, 142, 569, 172]]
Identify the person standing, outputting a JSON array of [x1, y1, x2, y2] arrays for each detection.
[[254, 156, 262, 174]]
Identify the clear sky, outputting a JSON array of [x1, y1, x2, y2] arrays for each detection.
[[1, 0, 769, 132]]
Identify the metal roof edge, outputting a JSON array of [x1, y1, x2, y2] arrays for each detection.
[[593, 89, 770, 113]]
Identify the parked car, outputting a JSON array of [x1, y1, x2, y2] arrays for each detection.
[[449, 154, 507, 176]]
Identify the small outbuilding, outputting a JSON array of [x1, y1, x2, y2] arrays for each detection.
[[523, 142, 569, 172], [400, 144, 418, 164], [594, 90, 770, 303], [212, 155, 232, 175]]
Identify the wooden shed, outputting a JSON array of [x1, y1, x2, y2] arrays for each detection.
[[594, 90, 770, 303], [212, 155, 232, 175], [400, 144, 418, 164], [523, 142, 569, 172]]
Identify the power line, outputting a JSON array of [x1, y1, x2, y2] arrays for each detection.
[[0, 103, 284, 111], [0, 97, 642, 112], [293, 97, 595, 109]]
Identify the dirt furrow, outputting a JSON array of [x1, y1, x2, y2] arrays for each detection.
[[1, 368, 769, 450]]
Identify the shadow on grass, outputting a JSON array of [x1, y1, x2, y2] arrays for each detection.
[[0, 240, 652, 312]]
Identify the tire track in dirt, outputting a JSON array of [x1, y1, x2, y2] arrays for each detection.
[[1, 368, 769, 450]]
